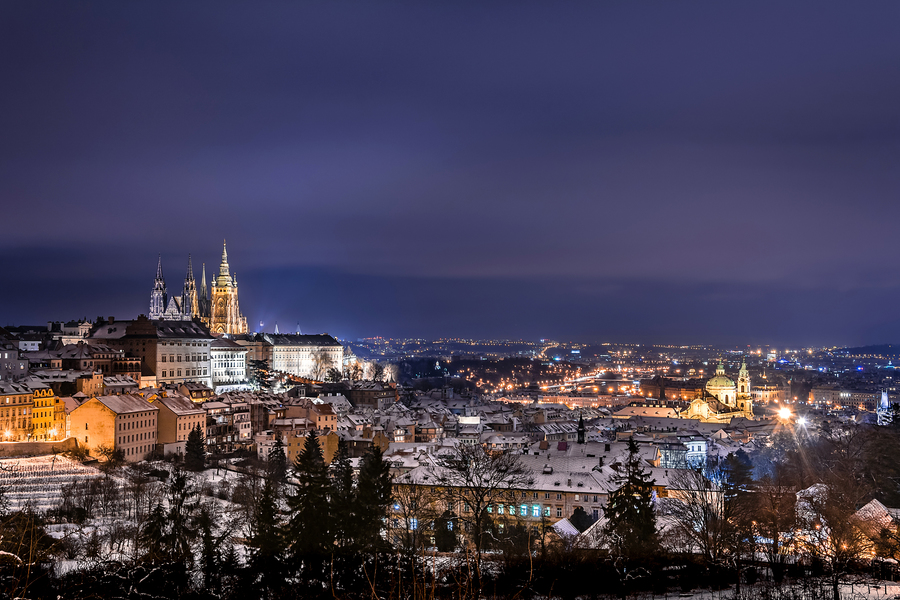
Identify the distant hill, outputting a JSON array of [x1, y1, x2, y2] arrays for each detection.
[[836, 344, 900, 357]]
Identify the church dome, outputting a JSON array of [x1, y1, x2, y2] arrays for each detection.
[[706, 374, 735, 389]]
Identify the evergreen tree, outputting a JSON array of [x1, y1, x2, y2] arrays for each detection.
[[267, 436, 287, 484], [249, 478, 285, 595], [286, 434, 334, 560], [197, 506, 220, 593], [164, 468, 199, 565], [434, 510, 458, 552], [249, 358, 272, 391], [138, 502, 167, 562], [354, 444, 393, 550], [602, 438, 659, 560], [569, 506, 594, 533], [330, 438, 355, 549], [184, 424, 206, 471]]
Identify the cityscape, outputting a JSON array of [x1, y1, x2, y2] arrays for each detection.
[[2, 2, 900, 600]]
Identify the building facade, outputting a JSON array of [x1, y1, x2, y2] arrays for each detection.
[[91, 315, 214, 388], [210, 337, 249, 389], [69, 395, 160, 462]]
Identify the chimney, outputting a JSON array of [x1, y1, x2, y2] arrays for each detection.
[[108, 316, 114, 324]]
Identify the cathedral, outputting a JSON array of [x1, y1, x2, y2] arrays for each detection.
[[682, 360, 754, 423], [148, 242, 248, 335]]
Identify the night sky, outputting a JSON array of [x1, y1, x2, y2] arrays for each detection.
[[2, 2, 899, 347]]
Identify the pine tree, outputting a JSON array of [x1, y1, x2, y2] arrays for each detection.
[[354, 444, 393, 551], [184, 424, 206, 471], [569, 506, 594, 533], [267, 436, 287, 484], [249, 478, 285, 595], [286, 434, 333, 558], [603, 438, 659, 560], [330, 438, 355, 549], [197, 506, 220, 592], [139, 502, 167, 562], [249, 359, 272, 391]]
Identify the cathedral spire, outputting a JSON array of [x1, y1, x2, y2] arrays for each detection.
[[219, 240, 230, 278], [182, 254, 198, 318], [199, 263, 208, 299], [149, 255, 168, 320]]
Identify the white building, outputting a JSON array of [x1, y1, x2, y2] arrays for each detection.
[[210, 337, 249, 390]]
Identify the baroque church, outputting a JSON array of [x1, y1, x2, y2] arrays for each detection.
[[149, 242, 248, 335], [682, 360, 754, 423]]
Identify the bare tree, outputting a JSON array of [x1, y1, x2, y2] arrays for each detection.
[[754, 468, 798, 583], [666, 468, 730, 564], [388, 471, 441, 588], [796, 472, 873, 600], [428, 443, 534, 580], [309, 350, 332, 381]]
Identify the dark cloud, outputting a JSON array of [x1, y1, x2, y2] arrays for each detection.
[[1, 1, 899, 345]]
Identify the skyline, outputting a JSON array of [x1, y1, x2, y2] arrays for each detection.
[[3, 2, 900, 346]]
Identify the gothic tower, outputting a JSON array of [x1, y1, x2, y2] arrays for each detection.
[[182, 255, 199, 318], [198, 263, 211, 327], [209, 241, 248, 334], [149, 255, 167, 319]]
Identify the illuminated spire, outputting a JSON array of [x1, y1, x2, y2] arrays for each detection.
[[199, 263, 208, 299], [219, 240, 230, 278]]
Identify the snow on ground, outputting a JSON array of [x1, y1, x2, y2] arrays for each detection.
[[0, 455, 103, 512]]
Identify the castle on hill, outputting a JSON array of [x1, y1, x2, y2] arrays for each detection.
[[149, 242, 248, 335]]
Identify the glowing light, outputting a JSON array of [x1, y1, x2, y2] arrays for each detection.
[[796, 417, 807, 426], [778, 407, 792, 420]]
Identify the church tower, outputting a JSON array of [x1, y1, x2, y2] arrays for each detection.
[[149, 255, 167, 320], [738, 360, 750, 397], [182, 255, 199, 318], [737, 359, 753, 417], [198, 263, 211, 326], [209, 241, 248, 335]]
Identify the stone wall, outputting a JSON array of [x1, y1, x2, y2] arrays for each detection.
[[0, 437, 78, 457]]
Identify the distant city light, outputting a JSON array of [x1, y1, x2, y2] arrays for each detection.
[[778, 407, 792, 420]]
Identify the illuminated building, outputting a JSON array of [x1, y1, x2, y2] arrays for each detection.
[[683, 361, 754, 423], [209, 242, 248, 334], [0, 381, 33, 441], [147, 243, 247, 335]]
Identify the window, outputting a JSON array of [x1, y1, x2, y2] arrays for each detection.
[[497, 505, 504, 515], [592, 509, 599, 520], [544, 506, 551, 517], [520, 505, 527, 517], [544, 492, 550, 499], [556, 493, 562, 500], [410, 518, 418, 530], [556, 507, 562, 518], [532, 504, 540, 517]]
